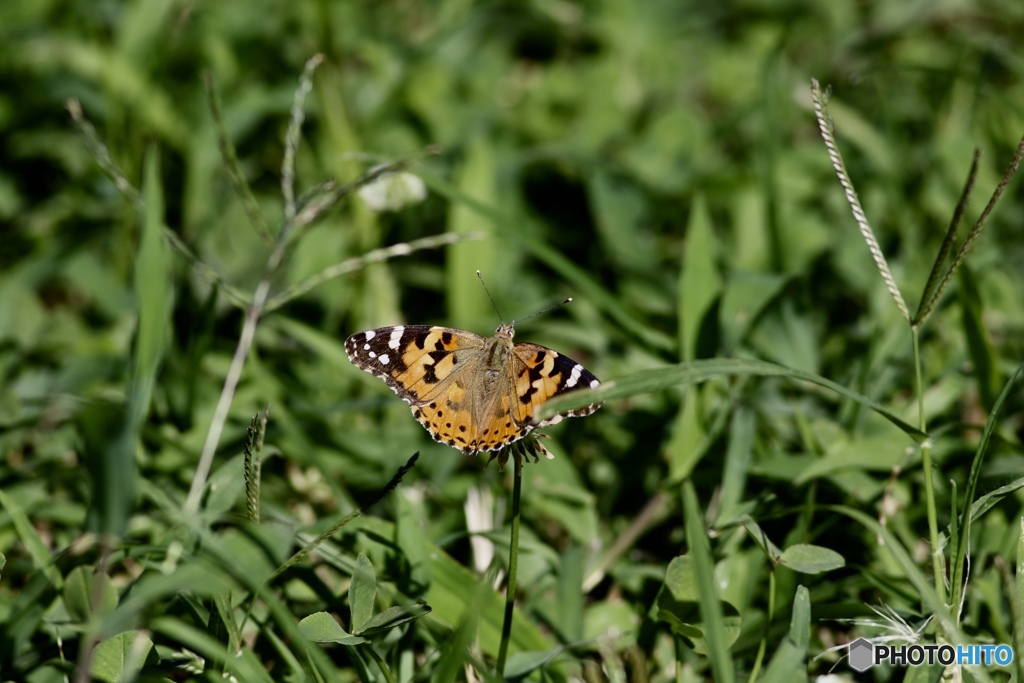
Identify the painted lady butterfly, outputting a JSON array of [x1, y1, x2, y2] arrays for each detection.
[[345, 323, 601, 456]]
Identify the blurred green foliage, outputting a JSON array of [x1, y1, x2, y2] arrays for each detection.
[[2, 0, 1024, 680]]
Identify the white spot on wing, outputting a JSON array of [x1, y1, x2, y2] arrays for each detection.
[[364, 330, 376, 340], [388, 327, 405, 349], [363, 343, 371, 350], [590, 379, 600, 388], [369, 351, 377, 358], [379, 354, 390, 365], [565, 363, 583, 388]]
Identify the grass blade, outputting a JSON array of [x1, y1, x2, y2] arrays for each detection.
[[950, 362, 1024, 609], [913, 148, 978, 326], [539, 357, 927, 439], [760, 586, 810, 683], [679, 194, 720, 361], [916, 133, 1024, 327], [682, 480, 734, 683]]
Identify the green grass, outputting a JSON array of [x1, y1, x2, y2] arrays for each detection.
[[2, 1, 1024, 681]]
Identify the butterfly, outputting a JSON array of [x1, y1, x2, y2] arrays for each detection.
[[345, 323, 601, 456]]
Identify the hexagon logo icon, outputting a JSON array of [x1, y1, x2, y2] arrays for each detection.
[[848, 638, 874, 672]]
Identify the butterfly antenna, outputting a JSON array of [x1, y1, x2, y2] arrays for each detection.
[[476, 270, 505, 325], [515, 297, 573, 325]]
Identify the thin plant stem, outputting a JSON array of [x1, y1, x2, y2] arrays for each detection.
[[264, 231, 485, 313], [948, 481, 960, 611], [183, 275, 274, 515], [163, 147, 436, 567], [67, 99, 251, 309], [913, 329, 925, 438], [267, 453, 419, 583], [182, 66, 438, 519], [674, 638, 685, 683], [283, 55, 324, 221], [913, 328, 946, 604], [747, 569, 775, 683], [496, 459, 523, 676], [183, 56, 326, 517], [1012, 523, 1024, 683], [364, 645, 396, 683], [204, 71, 274, 244]]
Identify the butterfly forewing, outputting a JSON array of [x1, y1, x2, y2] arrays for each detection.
[[510, 343, 602, 428], [345, 325, 479, 401]]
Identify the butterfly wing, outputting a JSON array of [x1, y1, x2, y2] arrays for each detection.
[[345, 325, 488, 452], [345, 326, 601, 457], [509, 342, 602, 428]]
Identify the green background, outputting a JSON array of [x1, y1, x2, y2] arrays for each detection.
[[2, 0, 1023, 680]]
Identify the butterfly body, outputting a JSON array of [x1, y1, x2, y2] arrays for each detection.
[[345, 323, 600, 455]]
